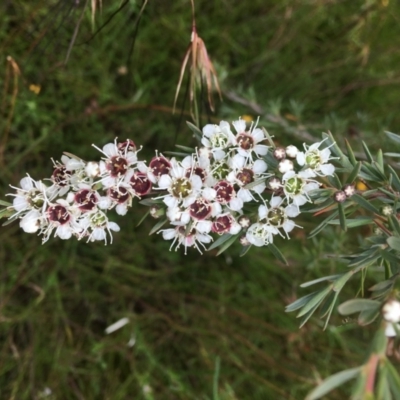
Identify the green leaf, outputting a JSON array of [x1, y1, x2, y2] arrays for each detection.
[[338, 299, 381, 315], [358, 307, 380, 326], [149, 218, 169, 235], [346, 162, 362, 185], [175, 144, 195, 152], [385, 131, 400, 145], [384, 152, 400, 158], [332, 271, 353, 292], [362, 141, 374, 163], [345, 139, 357, 167], [186, 121, 203, 141], [308, 211, 339, 239], [300, 275, 341, 288], [327, 173, 342, 190], [0, 200, 12, 207], [267, 242, 288, 265], [285, 291, 320, 313], [388, 166, 400, 191], [338, 203, 347, 232], [322, 131, 352, 169], [208, 234, 234, 251], [136, 210, 150, 227], [376, 149, 384, 172], [369, 280, 394, 292], [239, 245, 252, 257], [387, 236, 400, 250], [386, 360, 400, 398], [297, 286, 331, 318], [351, 194, 379, 214], [306, 367, 361, 400], [215, 234, 240, 256], [328, 217, 374, 228]]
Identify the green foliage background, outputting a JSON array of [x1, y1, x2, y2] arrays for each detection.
[[1, 0, 399, 398]]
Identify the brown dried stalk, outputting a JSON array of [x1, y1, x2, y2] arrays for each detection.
[[173, 0, 222, 123]]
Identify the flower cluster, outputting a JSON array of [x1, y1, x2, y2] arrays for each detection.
[[6, 139, 147, 244], [3, 118, 337, 253]]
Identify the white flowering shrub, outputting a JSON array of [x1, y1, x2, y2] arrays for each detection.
[[2, 118, 400, 397]]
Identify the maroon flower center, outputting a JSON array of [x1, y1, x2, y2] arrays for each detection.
[[189, 198, 212, 220], [212, 215, 232, 234], [47, 205, 70, 224], [236, 133, 254, 150], [130, 173, 152, 196], [236, 168, 254, 186], [52, 166, 71, 187], [117, 139, 136, 153], [186, 167, 206, 182], [214, 181, 235, 204], [108, 187, 130, 203], [74, 189, 98, 211], [149, 156, 171, 178], [106, 156, 128, 177]]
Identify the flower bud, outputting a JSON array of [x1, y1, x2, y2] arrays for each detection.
[[268, 177, 282, 193], [273, 147, 286, 161], [278, 159, 294, 174], [239, 235, 251, 246], [286, 145, 299, 158], [343, 184, 355, 198], [238, 215, 251, 229], [333, 190, 346, 203]]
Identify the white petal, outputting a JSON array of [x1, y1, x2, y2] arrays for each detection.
[[20, 210, 42, 233], [296, 152, 306, 166], [285, 204, 300, 218], [229, 198, 243, 211], [162, 229, 176, 240], [253, 159, 267, 173], [270, 196, 283, 208], [56, 225, 72, 240], [108, 222, 120, 232], [320, 163, 335, 176], [252, 128, 265, 143], [282, 220, 295, 234], [232, 119, 246, 133], [158, 175, 172, 189], [197, 220, 212, 234], [103, 143, 118, 157]]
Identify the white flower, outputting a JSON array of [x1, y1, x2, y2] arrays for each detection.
[[201, 121, 235, 161], [20, 209, 44, 233], [93, 139, 138, 188], [246, 222, 278, 247], [258, 196, 301, 238], [160, 225, 212, 254], [296, 139, 335, 177], [382, 300, 400, 323], [155, 159, 203, 208], [282, 170, 320, 207], [232, 118, 269, 160], [8, 175, 51, 219], [78, 210, 120, 244], [227, 154, 268, 202], [41, 199, 81, 243]]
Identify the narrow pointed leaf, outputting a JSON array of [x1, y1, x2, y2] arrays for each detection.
[[297, 286, 331, 318], [300, 274, 341, 288], [346, 162, 361, 185], [388, 166, 400, 191], [338, 299, 380, 315], [149, 218, 168, 235], [208, 234, 234, 251], [216, 234, 240, 256], [267, 242, 288, 265], [362, 141, 374, 163], [338, 203, 347, 231], [285, 291, 320, 313], [345, 139, 357, 166], [186, 121, 203, 141], [385, 131, 400, 145], [306, 367, 361, 400], [352, 194, 379, 214]]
